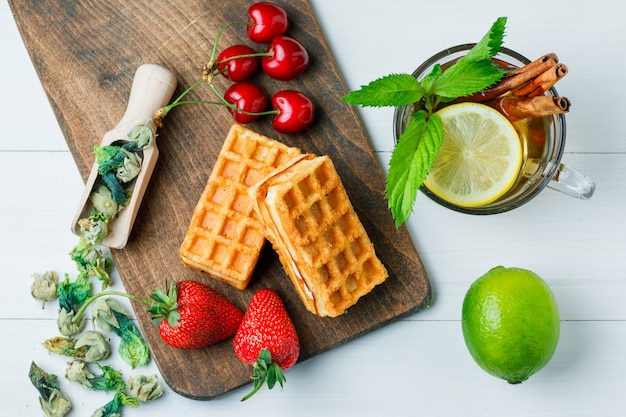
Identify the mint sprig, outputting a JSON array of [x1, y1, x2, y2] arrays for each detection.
[[342, 17, 508, 226]]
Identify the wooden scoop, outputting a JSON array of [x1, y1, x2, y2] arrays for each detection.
[[71, 64, 177, 249]]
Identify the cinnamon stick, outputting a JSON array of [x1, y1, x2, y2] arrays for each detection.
[[513, 63, 568, 97], [486, 95, 570, 122], [504, 53, 559, 77], [460, 53, 560, 102]]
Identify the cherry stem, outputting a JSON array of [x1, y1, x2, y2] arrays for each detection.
[[206, 81, 279, 117], [207, 21, 251, 68], [154, 20, 277, 124], [72, 290, 153, 323], [159, 79, 205, 115], [218, 51, 273, 64]]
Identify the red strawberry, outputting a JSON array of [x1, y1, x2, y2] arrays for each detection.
[[149, 280, 244, 350], [234, 288, 300, 400]]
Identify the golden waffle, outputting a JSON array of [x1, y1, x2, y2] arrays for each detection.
[[251, 155, 389, 317], [180, 124, 302, 289]]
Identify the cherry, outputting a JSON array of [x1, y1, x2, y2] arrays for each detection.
[[271, 90, 315, 134], [247, 2, 289, 43], [262, 36, 309, 81], [223, 82, 268, 124], [217, 45, 260, 82], [153, 7, 316, 134]]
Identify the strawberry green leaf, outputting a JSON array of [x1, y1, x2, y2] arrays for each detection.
[[148, 280, 179, 326], [241, 348, 286, 401], [386, 111, 443, 227], [342, 74, 424, 107]]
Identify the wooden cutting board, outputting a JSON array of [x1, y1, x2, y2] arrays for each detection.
[[10, 0, 431, 400]]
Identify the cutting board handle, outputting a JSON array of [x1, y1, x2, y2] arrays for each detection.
[[71, 64, 177, 249]]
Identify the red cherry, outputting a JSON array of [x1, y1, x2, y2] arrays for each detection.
[[271, 90, 315, 134], [217, 45, 260, 82], [247, 2, 289, 43], [262, 36, 309, 81], [223, 82, 268, 124]]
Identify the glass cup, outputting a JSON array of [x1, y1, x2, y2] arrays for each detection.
[[393, 44, 595, 214]]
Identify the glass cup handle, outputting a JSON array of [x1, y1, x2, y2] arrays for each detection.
[[547, 163, 595, 200]]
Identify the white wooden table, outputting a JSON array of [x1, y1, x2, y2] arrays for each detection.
[[3, 0, 625, 415]]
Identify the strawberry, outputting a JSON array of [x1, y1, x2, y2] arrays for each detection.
[[234, 288, 300, 400], [149, 280, 244, 350]]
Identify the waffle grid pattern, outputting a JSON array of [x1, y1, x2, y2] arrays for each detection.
[[180, 125, 301, 289], [267, 156, 388, 316]]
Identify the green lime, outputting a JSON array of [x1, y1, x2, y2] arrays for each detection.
[[461, 266, 560, 384]]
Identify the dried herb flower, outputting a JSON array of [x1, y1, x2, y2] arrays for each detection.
[[91, 298, 151, 368], [116, 148, 142, 183], [89, 186, 119, 220], [57, 273, 90, 336], [65, 362, 126, 392], [43, 331, 110, 362], [91, 391, 139, 417], [75, 330, 112, 362], [31, 271, 59, 308], [70, 213, 113, 289], [57, 304, 85, 337], [128, 374, 163, 402], [29, 361, 72, 417]]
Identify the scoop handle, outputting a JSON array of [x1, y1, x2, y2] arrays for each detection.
[[104, 63, 177, 143], [71, 64, 177, 249]]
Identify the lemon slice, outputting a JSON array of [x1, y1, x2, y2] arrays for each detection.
[[424, 102, 523, 207]]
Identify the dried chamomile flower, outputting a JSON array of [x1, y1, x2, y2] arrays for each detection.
[[128, 374, 163, 402], [31, 271, 59, 308], [29, 361, 72, 417]]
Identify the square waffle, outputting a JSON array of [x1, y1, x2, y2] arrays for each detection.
[[180, 124, 302, 289], [250, 155, 389, 317]]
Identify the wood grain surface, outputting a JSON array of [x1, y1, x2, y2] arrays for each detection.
[[9, 0, 431, 399]]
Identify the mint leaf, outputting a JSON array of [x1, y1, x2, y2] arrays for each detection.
[[433, 59, 504, 98], [386, 111, 444, 226], [342, 74, 424, 107], [433, 17, 507, 98], [463, 16, 507, 62]]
